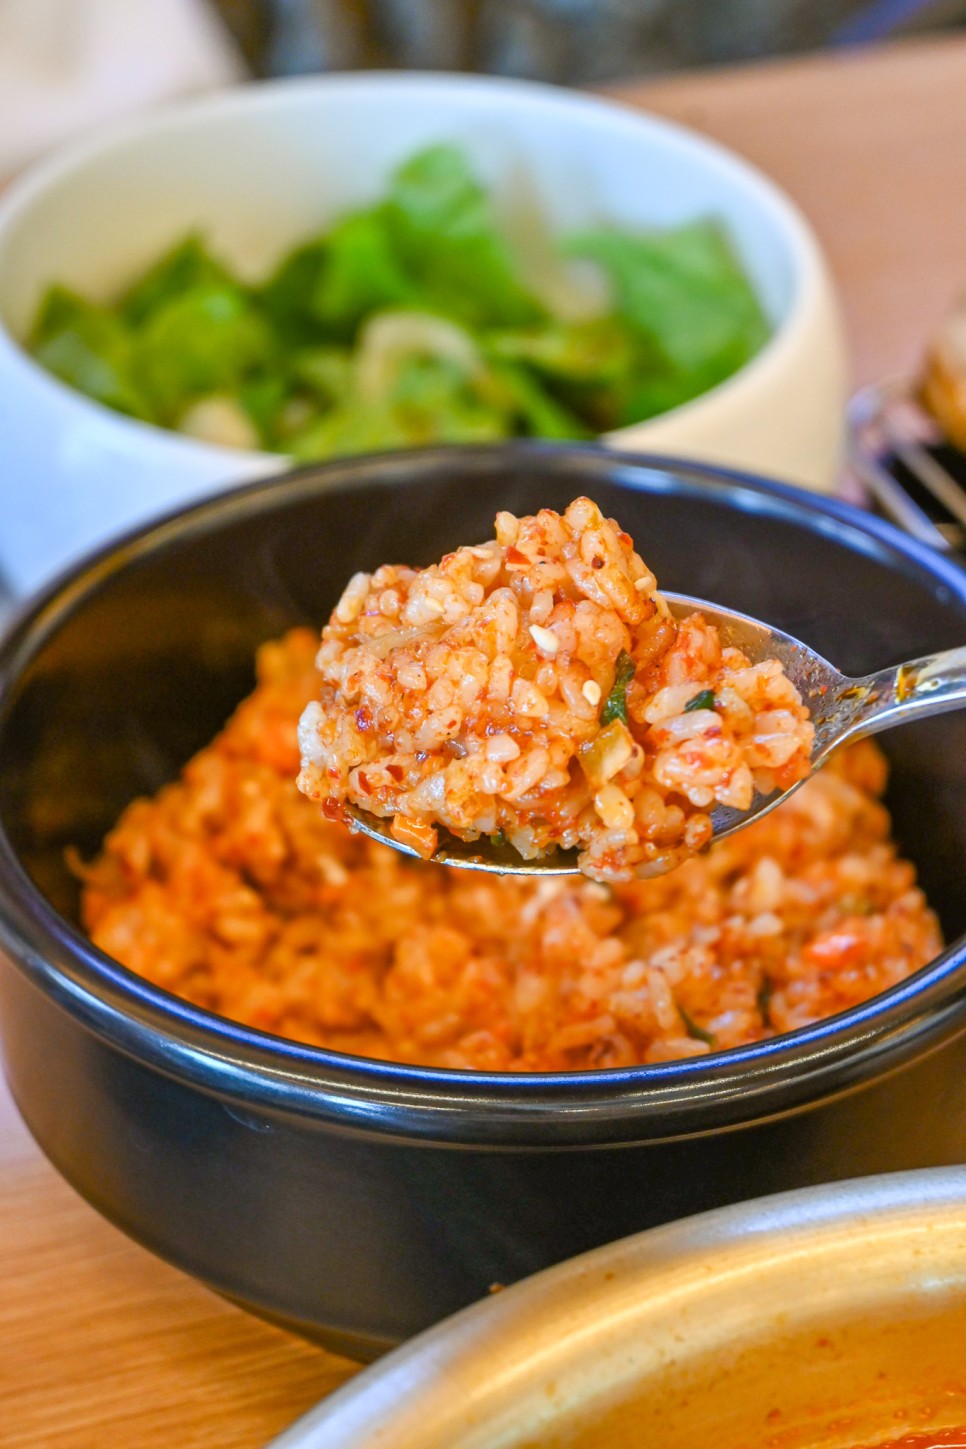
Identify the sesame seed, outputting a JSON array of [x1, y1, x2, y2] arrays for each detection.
[[422, 597, 445, 615], [528, 623, 559, 656], [582, 680, 602, 707], [633, 577, 650, 592]]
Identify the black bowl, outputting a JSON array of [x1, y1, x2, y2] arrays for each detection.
[[1, 444, 966, 1361]]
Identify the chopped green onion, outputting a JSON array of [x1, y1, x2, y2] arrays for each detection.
[[578, 718, 634, 789], [678, 1004, 715, 1046], [840, 894, 875, 916], [684, 689, 716, 713], [756, 975, 774, 1025], [600, 650, 636, 726]]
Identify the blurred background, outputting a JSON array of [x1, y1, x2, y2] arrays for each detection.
[[215, 0, 966, 83], [3, 0, 966, 182]]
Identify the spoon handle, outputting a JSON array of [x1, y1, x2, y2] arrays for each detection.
[[847, 644, 966, 740]]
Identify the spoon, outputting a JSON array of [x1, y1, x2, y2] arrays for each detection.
[[345, 593, 966, 875]]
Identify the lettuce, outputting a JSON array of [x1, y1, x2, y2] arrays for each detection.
[[133, 284, 275, 422], [486, 360, 590, 441], [382, 145, 544, 328], [30, 286, 154, 420], [120, 234, 236, 327], [485, 316, 635, 386], [288, 354, 514, 462], [258, 238, 328, 347], [567, 220, 770, 400], [291, 346, 354, 406], [27, 148, 771, 462], [309, 211, 421, 337]]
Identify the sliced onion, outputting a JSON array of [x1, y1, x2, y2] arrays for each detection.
[[355, 311, 484, 401]]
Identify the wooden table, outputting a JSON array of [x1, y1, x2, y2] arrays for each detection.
[[3, 32, 966, 1447]]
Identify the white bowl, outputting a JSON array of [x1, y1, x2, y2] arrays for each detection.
[[0, 73, 847, 595]]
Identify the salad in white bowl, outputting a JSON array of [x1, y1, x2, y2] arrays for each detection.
[[0, 73, 846, 593], [26, 142, 772, 461]]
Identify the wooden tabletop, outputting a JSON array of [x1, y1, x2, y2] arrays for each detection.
[[4, 32, 966, 1448]]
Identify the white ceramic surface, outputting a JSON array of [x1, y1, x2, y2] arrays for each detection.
[[0, 73, 847, 596]]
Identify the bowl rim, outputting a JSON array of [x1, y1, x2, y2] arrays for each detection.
[[0, 69, 827, 470], [266, 1164, 966, 1448], [1, 442, 964, 1148]]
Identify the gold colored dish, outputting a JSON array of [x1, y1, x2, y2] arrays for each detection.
[[273, 1169, 966, 1449]]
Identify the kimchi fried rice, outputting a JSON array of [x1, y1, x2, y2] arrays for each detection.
[[297, 498, 814, 881], [79, 628, 942, 1073]]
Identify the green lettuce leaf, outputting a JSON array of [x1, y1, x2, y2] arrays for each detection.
[[291, 346, 355, 407], [486, 360, 590, 440], [310, 211, 420, 337], [383, 144, 543, 328], [133, 283, 275, 421], [258, 238, 329, 347], [30, 285, 154, 420], [288, 354, 513, 462], [120, 234, 237, 327], [567, 220, 769, 396], [286, 402, 408, 462], [236, 375, 290, 447], [485, 316, 635, 386], [389, 356, 511, 441], [614, 369, 708, 426]]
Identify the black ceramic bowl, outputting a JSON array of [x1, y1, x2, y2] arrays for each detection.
[[1, 444, 966, 1362]]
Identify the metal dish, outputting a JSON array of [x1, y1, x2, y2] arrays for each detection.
[[272, 1167, 966, 1449]]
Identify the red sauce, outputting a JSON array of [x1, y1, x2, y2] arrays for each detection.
[[853, 1432, 966, 1449]]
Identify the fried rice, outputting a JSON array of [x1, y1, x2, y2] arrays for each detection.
[[79, 628, 942, 1073], [297, 498, 815, 881]]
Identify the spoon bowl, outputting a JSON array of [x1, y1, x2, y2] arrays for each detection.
[[344, 594, 966, 874]]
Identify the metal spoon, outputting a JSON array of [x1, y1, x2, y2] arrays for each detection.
[[345, 593, 966, 875]]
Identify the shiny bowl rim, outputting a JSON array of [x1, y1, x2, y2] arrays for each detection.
[[0, 442, 964, 1147], [267, 1164, 966, 1448]]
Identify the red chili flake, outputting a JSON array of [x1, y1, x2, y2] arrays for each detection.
[[505, 545, 530, 567], [321, 797, 348, 823], [616, 531, 633, 549], [591, 556, 604, 569], [385, 763, 404, 781], [804, 932, 866, 968], [357, 771, 373, 795]]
